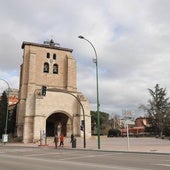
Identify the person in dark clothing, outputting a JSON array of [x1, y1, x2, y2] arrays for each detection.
[[54, 135, 59, 148], [70, 134, 74, 143]]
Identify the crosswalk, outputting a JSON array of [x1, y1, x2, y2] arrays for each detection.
[[0, 147, 41, 154], [0, 146, 170, 170]]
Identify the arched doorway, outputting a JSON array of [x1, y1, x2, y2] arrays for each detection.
[[46, 112, 71, 137]]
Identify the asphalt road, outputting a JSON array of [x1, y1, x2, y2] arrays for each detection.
[[0, 146, 170, 170]]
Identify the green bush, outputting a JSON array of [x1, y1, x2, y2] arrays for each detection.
[[107, 129, 121, 137]]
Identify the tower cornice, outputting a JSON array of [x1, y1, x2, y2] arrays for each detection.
[[21, 41, 73, 52]]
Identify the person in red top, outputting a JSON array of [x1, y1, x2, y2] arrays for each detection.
[[59, 134, 64, 147]]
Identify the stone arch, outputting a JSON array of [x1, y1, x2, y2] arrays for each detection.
[[46, 111, 72, 137]]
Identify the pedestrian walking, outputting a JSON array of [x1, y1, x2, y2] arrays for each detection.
[[54, 135, 59, 148], [59, 134, 64, 147]]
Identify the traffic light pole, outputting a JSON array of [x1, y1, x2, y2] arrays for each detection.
[[47, 88, 86, 148]]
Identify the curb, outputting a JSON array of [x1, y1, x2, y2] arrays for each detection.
[[2, 144, 170, 156], [63, 147, 170, 155]]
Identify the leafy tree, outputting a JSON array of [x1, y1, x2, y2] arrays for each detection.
[[141, 84, 170, 136], [0, 91, 8, 137], [8, 105, 17, 135], [0, 91, 17, 138], [163, 107, 170, 136], [91, 111, 109, 135]]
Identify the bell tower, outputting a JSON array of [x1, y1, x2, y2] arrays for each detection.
[[17, 40, 91, 143]]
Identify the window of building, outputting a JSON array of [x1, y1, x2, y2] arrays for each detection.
[[53, 64, 58, 74], [47, 53, 50, 59], [53, 54, 56, 60], [44, 62, 49, 73]]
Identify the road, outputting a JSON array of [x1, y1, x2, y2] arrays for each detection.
[[0, 146, 170, 170]]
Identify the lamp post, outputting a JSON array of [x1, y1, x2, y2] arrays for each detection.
[[0, 78, 10, 144], [78, 35, 101, 149]]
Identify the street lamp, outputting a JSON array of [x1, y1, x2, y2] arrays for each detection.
[[0, 78, 10, 144], [78, 35, 101, 149]]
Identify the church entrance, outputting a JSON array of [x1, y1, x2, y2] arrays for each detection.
[[46, 112, 71, 137]]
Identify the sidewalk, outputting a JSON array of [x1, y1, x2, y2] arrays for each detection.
[[2, 136, 170, 154], [71, 136, 170, 154]]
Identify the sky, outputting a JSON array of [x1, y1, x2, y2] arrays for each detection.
[[0, 0, 170, 118]]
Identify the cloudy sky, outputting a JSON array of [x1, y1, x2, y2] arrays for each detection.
[[1, 0, 170, 117]]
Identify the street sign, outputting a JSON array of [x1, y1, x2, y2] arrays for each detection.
[[2, 134, 8, 143], [124, 119, 135, 126]]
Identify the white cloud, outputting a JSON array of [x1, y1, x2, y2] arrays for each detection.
[[0, 0, 170, 117]]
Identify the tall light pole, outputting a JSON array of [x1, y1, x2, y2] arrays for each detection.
[[0, 78, 10, 143], [78, 35, 101, 149]]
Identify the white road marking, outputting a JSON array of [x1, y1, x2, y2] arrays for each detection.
[[0, 154, 151, 170], [24, 151, 123, 159], [58, 152, 123, 161], [155, 164, 170, 167], [25, 152, 62, 157]]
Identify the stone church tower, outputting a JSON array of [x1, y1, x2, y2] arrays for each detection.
[[16, 40, 91, 143]]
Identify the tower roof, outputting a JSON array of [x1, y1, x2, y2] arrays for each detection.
[[21, 41, 73, 52]]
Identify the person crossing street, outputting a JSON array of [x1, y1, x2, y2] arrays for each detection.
[[59, 134, 64, 147]]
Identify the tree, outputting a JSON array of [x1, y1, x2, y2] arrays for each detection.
[[141, 84, 170, 136], [0, 91, 8, 137], [163, 107, 170, 136], [91, 111, 109, 135], [0, 91, 17, 138], [8, 105, 17, 135], [109, 113, 120, 129]]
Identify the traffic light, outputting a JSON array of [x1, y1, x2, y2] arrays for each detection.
[[81, 120, 85, 127], [80, 126, 84, 131], [80, 120, 85, 131], [42, 86, 47, 96]]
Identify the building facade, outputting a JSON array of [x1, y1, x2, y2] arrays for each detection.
[[16, 40, 91, 143]]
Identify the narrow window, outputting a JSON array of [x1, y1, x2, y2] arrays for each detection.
[[53, 54, 56, 60], [44, 62, 49, 73], [47, 53, 50, 59], [53, 64, 58, 74]]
